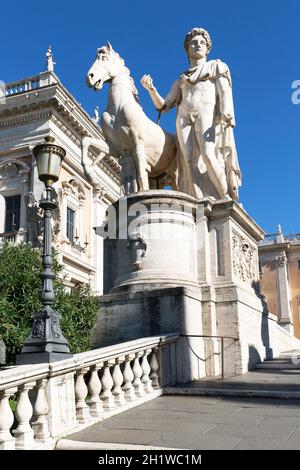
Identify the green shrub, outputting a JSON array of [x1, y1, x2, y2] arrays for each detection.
[[0, 242, 99, 364]]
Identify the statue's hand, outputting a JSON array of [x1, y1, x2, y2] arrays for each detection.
[[221, 113, 234, 127], [140, 74, 156, 92]]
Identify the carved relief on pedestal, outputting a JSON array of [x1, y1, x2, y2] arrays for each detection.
[[232, 231, 256, 283], [128, 232, 147, 271]]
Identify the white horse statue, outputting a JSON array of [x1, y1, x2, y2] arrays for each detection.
[[85, 42, 177, 194]]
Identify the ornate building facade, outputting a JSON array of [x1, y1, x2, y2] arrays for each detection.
[[259, 226, 300, 339], [0, 66, 120, 293]]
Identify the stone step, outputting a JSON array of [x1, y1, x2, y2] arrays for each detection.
[[255, 361, 300, 370], [164, 386, 300, 399], [279, 350, 300, 359], [164, 366, 300, 399]]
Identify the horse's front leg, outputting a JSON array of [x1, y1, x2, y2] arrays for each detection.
[[132, 139, 149, 192]]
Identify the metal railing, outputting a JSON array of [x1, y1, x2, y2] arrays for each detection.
[[0, 231, 18, 243], [181, 334, 239, 379]]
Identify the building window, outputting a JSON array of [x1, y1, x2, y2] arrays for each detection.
[[5, 195, 21, 232], [297, 260, 300, 272], [66, 207, 75, 242]]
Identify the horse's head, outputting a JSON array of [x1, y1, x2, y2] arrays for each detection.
[[86, 42, 124, 91]]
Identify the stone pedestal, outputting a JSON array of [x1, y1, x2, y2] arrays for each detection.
[[92, 190, 276, 381], [104, 191, 199, 293]]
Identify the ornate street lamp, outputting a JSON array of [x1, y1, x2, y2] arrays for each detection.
[[17, 136, 71, 364]]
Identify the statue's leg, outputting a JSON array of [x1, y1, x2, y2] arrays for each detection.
[[195, 113, 228, 199], [176, 116, 203, 198], [132, 138, 149, 192], [120, 156, 138, 195]]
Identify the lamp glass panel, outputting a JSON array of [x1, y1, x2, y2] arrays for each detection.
[[48, 153, 61, 180], [36, 151, 61, 181]]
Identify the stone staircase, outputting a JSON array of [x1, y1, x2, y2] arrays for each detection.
[[255, 351, 300, 370], [164, 350, 300, 399]]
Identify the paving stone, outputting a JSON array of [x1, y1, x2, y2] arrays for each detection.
[[102, 416, 216, 434], [141, 396, 223, 409], [63, 396, 300, 450], [204, 423, 296, 439], [234, 437, 300, 450], [261, 416, 300, 426], [236, 407, 300, 418], [68, 427, 160, 446], [151, 431, 242, 450]]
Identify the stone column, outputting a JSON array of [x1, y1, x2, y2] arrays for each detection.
[[275, 253, 293, 333]]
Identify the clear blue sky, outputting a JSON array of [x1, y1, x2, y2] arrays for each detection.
[[1, 0, 299, 234]]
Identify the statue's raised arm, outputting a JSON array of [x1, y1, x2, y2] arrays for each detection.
[[140, 74, 165, 111]]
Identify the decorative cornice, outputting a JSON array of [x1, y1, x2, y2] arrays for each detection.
[[0, 110, 52, 129], [50, 114, 81, 146]]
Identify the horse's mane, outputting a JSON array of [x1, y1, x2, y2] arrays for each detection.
[[98, 46, 139, 103]]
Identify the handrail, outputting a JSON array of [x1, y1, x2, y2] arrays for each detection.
[[180, 334, 239, 379], [181, 334, 239, 341], [0, 231, 18, 242], [0, 334, 179, 449]]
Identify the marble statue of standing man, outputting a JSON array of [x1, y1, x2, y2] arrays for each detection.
[[141, 28, 241, 200]]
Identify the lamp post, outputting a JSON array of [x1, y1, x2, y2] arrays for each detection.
[[17, 136, 72, 364]]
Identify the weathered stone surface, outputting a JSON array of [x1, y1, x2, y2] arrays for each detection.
[[0, 340, 6, 365]]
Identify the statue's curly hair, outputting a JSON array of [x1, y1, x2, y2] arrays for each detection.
[[184, 28, 212, 56]]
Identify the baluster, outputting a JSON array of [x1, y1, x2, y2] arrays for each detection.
[[75, 368, 91, 423], [0, 388, 17, 450], [132, 351, 145, 397], [31, 379, 50, 443], [112, 357, 126, 406], [12, 382, 35, 449], [141, 348, 153, 393], [123, 354, 136, 402], [87, 363, 103, 419], [149, 347, 160, 389], [100, 361, 115, 410]]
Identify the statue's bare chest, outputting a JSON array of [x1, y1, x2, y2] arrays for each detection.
[[179, 80, 216, 112]]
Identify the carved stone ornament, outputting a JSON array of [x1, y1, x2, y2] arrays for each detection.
[[51, 311, 62, 338], [0, 160, 30, 189], [232, 231, 256, 283], [275, 253, 288, 267], [32, 314, 46, 338], [128, 232, 147, 271], [61, 178, 86, 203], [93, 183, 107, 201]]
